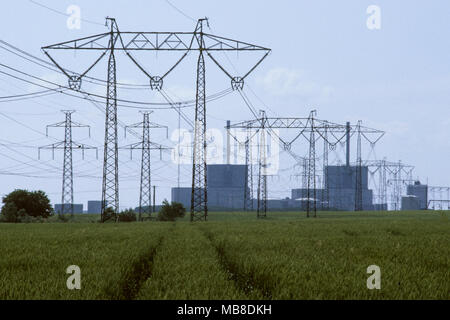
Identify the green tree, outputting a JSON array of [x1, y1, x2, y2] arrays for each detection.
[[0, 202, 19, 222], [1, 189, 53, 219], [157, 200, 186, 221]]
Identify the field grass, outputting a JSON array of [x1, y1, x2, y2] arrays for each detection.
[[0, 211, 448, 300]]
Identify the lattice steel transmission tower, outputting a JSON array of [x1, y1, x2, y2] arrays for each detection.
[[244, 126, 254, 211], [257, 111, 268, 218], [302, 157, 308, 201], [306, 111, 317, 218], [229, 112, 357, 218], [43, 17, 270, 222], [39, 111, 96, 216], [191, 19, 208, 221], [366, 159, 414, 210], [102, 19, 120, 221], [123, 111, 169, 221], [321, 122, 330, 210], [355, 120, 363, 211]]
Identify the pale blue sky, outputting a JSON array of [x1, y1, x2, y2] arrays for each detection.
[[0, 0, 449, 209]]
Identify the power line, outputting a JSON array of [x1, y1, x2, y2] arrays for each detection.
[[28, 0, 105, 26], [164, 0, 196, 22], [0, 62, 232, 109]]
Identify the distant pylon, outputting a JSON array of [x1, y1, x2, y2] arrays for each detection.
[[355, 120, 363, 211], [244, 126, 254, 211], [62, 111, 74, 216], [322, 122, 329, 210], [39, 110, 96, 216], [306, 111, 317, 218], [257, 110, 267, 218], [123, 111, 169, 221], [139, 112, 152, 220]]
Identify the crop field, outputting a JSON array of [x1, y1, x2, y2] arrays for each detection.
[[0, 211, 448, 300]]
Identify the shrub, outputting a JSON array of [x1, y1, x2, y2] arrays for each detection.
[[0, 203, 43, 223], [118, 209, 137, 222], [157, 200, 186, 222], [101, 207, 116, 222]]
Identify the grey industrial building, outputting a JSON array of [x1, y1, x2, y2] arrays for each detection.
[[401, 195, 420, 210], [291, 165, 374, 211], [171, 121, 377, 212], [54, 203, 83, 214], [87, 201, 105, 214], [172, 163, 375, 211], [402, 181, 428, 210], [172, 164, 248, 210]]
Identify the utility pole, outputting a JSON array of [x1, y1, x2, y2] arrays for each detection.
[[39, 110, 97, 216], [123, 111, 168, 221]]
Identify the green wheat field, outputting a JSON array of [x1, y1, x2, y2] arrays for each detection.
[[0, 211, 449, 300]]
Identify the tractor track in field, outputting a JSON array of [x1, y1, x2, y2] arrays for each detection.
[[108, 223, 175, 300], [200, 227, 274, 299]]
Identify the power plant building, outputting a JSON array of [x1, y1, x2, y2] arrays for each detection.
[[172, 165, 247, 210], [406, 181, 428, 210], [87, 201, 105, 214], [401, 195, 421, 210], [54, 203, 83, 214], [291, 165, 374, 211]]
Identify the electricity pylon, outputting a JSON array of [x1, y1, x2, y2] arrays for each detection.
[[306, 111, 317, 218], [43, 17, 270, 222], [355, 120, 363, 211], [322, 122, 330, 210], [256, 111, 268, 218], [229, 113, 386, 217], [366, 159, 414, 210], [39, 110, 97, 216], [244, 126, 254, 211], [122, 111, 169, 221]]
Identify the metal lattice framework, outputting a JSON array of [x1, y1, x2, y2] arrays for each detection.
[[306, 111, 317, 217], [122, 112, 169, 221], [355, 121, 363, 211], [43, 17, 270, 222], [366, 160, 415, 210], [257, 111, 268, 218], [103, 20, 119, 221], [229, 112, 386, 217], [39, 110, 97, 216], [191, 22, 208, 221], [428, 186, 450, 210], [244, 126, 254, 211], [321, 124, 329, 210]]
